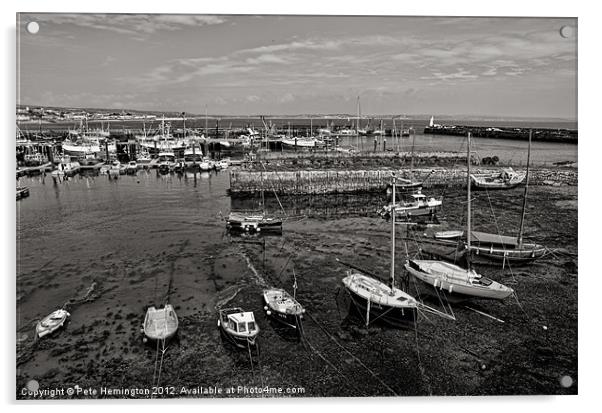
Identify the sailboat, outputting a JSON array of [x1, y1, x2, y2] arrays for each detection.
[[404, 133, 514, 300], [386, 124, 431, 195], [342, 175, 419, 328], [226, 166, 283, 233], [433, 130, 546, 266]]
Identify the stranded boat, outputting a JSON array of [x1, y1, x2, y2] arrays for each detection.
[[342, 175, 419, 328], [263, 270, 305, 330], [379, 191, 443, 218], [406, 133, 514, 300], [217, 307, 260, 349], [433, 131, 546, 266], [143, 304, 179, 342], [226, 212, 283, 233], [470, 167, 525, 190], [36, 309, 70, 338]]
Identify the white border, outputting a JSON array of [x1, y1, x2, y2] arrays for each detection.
[[2, 1, 597, 412]]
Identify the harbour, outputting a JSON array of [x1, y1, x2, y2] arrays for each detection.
[[16, 150, 577, 396], [14, 12, 579, 402]]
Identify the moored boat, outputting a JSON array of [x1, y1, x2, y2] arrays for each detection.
[[217, 307, 259, 349], [404, 259, 513, 300], [263, 281, 305, 330], [379, 191, 442, 218], [406, 132, 514, 299], [36, 309, 70, 338], [16, 186, 30, 200], [125, 160, 138, 174], [143, 304, 179, 343], [470, 167, 525, 190], [342, 175, 419, 328]]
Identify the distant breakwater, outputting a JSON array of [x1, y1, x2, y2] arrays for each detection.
[[424, 125, 577, 143], [229, 167, 577, 196]]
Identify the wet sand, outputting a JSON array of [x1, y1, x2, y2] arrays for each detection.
[[16, 171, 577, 398]]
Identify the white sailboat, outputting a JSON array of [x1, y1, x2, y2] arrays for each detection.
[[342, 175, 419, 327], [404, 133, 514, 300]]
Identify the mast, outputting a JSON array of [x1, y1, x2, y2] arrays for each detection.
[[356, 96, 360, 150], [204, 105, 208, 138], [390, 174, 396, 290], [517, 129, 532, 248], [410, 127, 416, 179], [466, 132, 472, 270]]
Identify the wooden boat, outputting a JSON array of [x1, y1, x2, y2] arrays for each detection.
[[36, 309, 70, 338], [342, 175, 419, 328], [217, 307, 259, 349], [406, 133, 514, 299], [263, 271, 305, 330], [433, 131, 546, 266], [16, 186, 30, 200], [470, 167, 525, 190], [143, 304, 179, 342], [379, 191, 443, 218]]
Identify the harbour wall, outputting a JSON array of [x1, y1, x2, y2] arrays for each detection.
[[229, 167, 577, 196]]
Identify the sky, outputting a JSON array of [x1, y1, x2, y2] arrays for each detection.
[[16, 14, 577, 119]]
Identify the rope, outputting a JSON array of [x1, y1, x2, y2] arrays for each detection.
[[412, 311, 433, 396], [305, 311, 399, 396], [301, 333, 368, 397]]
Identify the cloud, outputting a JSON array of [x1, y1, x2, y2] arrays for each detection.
[[24, 14, 226, 35]]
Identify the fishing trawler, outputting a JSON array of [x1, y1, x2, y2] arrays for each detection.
[[342, 175, 419, 328], [405, 133, 514, 300]]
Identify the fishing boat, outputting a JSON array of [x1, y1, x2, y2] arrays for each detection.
[[379, 191, 443, 218], [470, 167, 525, 190], [16, 186, 30, 200], [342, 175, 419, 328], [433, 131, 546, 266], [217, 307, 260, 349], [143, 304, 179, 342], [125, 160, 138, 174], [62, 137, 101, 158], [263, 271, 305, 330], [108, 160, 124, 176], [157, 151, 176, 173], [36, 309, 70, 338], [137, 151, 152, 168], [184, 145, 203, 167], [138, 117, 187, 154], [51, 157, 81, 177], [404, 133, 514, 300]]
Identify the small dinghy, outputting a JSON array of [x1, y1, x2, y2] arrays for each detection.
[[470, 167, 525, 190], [36, 309, 70, 338], [263, 288, 305, 329], [143, 304, 179, 342], [217, 307, 259, 349]]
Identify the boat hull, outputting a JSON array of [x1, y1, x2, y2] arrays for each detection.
[[405, 262, 513, 300], [343, 287, 416, 328], [262, 296, 303, 330]]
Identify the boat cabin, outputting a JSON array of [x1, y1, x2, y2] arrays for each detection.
[[226, 311, 257, 335], [157, 152, 175, 162]]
